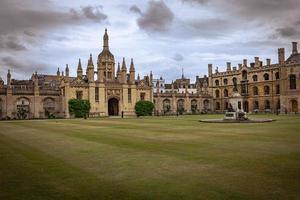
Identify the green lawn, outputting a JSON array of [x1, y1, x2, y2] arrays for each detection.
[[0, 115, 299, 200]]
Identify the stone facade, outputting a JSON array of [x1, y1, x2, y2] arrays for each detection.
[[153, 42, 300, 115], [0, 30, 299, 119], [0, 29, 153, 119]]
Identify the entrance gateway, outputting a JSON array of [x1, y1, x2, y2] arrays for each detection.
[[108, 98, 119, 116]]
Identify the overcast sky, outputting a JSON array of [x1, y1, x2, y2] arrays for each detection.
[[0, 0, 299, 82]]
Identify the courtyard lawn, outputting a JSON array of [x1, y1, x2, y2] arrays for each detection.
[[0, 115, 299, 200]]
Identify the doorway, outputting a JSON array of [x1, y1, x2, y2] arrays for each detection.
[[108, 98, 119, 116]]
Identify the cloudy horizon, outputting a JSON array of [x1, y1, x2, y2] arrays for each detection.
[[0, 0, 299, 83]]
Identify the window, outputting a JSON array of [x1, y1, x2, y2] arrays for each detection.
[[215, 90, 220, 98], [95, 87, 99, 102], [276, 85, 280, 95], [275, 72, 280, 80], [224, 89, 228, 97], [215, 80, 219, 86], [225, 102, 228, 110], [223, 79, 228, 85], [252, 75, 258, 82], [128, 88, 132, 103], [140, 93, 145, 101], [76, 91, 83, 100], [253, 87, 258, 96], [232, 77, 237, 85], [289, 74, 296, 89], [264, 86, 270, 95], [264, 73, 269, 81]]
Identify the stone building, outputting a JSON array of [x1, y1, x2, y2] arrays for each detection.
[[0, 29, 299, 119], [208, 42, 300, 114], [0, 29, 153, 119]]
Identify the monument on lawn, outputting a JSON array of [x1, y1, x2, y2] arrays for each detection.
[[224, 91, 248, 121]]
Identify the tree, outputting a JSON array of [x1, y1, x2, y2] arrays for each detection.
[[68, 99, 91, 118], [135, 100, 154, 117]]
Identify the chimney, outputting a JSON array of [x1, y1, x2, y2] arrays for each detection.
[[266, 59, 271, 66], [208, 64, 213, 76], [278, 48, 285, 65], [238, 64, 242, 69], [233, 66, 237, 71], [292, 42, 298, 55], [226, 62, 231, 71], [243, 59, 247, 67], [254, 57, 259, 67]]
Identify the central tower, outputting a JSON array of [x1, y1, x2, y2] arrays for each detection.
[[97, 29, 115, 82]]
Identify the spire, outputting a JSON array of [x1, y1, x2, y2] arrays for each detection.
[[122, 57, 127, 71], [57, 68, 60, 76], [137, 73, 140, 80], [103, 28, 109, 50], [7, 69, 11, 85], [77, 58, 83, 79], [130, 58, 135, 72], [88, 54, 94, 67], [181, 67, 184, 79]]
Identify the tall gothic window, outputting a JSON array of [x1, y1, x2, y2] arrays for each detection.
[[275, 72, 280, 80], [253, 86, 258, 96], [224, 89, 228, 97], [128, 88, 132, 103], [95, 87, 99, 102], [276, 85, 280, 95], [289, 74, 296, 89], [140, 93, 145, 101]]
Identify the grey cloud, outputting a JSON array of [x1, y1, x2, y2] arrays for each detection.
[[1, 56, 47, 74], [5, 41, 27, 51], [129, 5, 142, 15], [173, 53, 184, 61], [137, 0, 174, 32]]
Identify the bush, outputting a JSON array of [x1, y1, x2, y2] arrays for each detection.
[[68, 99, 91, 118], [135, 100, 154, 117]]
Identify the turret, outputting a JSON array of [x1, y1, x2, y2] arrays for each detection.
[[254, 57, 260, 68], [278, 48, 285, 65], [57, 68, 60, 77], [129, 58, 135, 84], [292, 42, 298, 55], [7, 69, 11, 85], [87, 54, 94, 82], [150, 71, 153, 86], [243, 59, 247, 67], [266, 59, 271, 66], [208, 64, 212, 76], [121, 57, 127, 83], [77, 58, 83, 79], [226, 62, 231, 71], [65, 64, 69, 77]]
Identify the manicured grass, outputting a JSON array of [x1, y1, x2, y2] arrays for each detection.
[[0, 115, 299, 200]]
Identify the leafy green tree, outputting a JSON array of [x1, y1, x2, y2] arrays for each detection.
[[135, 100, 154, 117], [68, 99, 91, 118]]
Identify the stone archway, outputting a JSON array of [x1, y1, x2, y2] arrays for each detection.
[[291, 100, 298, 113], [108, 98, 119, 116]]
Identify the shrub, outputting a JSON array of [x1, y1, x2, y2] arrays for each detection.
[[68, 99, 91, 118], [135, 100, 154, 117]]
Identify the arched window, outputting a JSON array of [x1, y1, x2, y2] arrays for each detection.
[[216, 102, 220, 110], [252, 75, 258, 82], [223, 79, 228, 85], [163, 99, 171, 113], [232, 77, 237, 85], [289, 74, 296, 89], [253, 86, 258, 96], [276, 85, 280, 94], [215, 90, 220, 98], [225, 102, 229, 110], [265, 100, 271, 109], [275, 72, 280, 80], [264, 85, 270, 95], [215, 80, 219, 86], [224, 89, 228, 97], [264, 73, 269, 81]]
